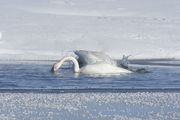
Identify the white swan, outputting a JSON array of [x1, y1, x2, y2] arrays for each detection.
[[51, 51, 132, 74]]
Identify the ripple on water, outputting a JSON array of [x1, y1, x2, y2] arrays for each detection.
[[0, 60, 180, 89]]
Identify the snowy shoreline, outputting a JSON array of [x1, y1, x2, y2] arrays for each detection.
[[1, 0, 180, 59], [0, 92, 180, 119], [1, 88, 180, 94]]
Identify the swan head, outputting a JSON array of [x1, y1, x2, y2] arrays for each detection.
[[51, 63, 59, 72]]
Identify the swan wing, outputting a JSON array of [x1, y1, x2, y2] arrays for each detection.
[[74, 50, 116, 66]]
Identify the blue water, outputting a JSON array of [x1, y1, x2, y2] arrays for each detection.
[[0, 59, 180, 89]]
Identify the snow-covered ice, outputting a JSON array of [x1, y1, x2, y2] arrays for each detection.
[[0, 32, 2, 40], [0, 0, 180, 60], [0, 92, 179, 120]]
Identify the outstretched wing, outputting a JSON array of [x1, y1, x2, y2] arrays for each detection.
[[74, 50, 116, 67]]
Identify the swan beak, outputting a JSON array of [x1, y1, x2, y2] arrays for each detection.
[[51, 64, 57, 72], [51, 66, 55, 72], [51, 63, 59, 72]]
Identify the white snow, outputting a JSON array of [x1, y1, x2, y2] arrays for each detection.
[[0, 0, 180, 60], [0, 92, 179, 119], [0, 32, 2, 40]]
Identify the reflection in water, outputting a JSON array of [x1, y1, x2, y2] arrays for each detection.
[[52, 67, 131, 78], [52, 71, 80, 78]]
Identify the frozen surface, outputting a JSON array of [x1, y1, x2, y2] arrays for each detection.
[[0, 0, 180, 60], [0, 92, 179, 120]]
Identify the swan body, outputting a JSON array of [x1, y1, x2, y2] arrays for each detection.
[[51, 51, 131, 74], [79, 63, 131, 74]]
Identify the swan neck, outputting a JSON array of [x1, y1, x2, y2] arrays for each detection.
[[53, 56, 80, 72], [69, 57, 80, 72]]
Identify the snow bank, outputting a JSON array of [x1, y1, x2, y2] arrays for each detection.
[[0, 92, 179, 119], [0, 0, 180, 60], [0, 32, 2, 40]]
